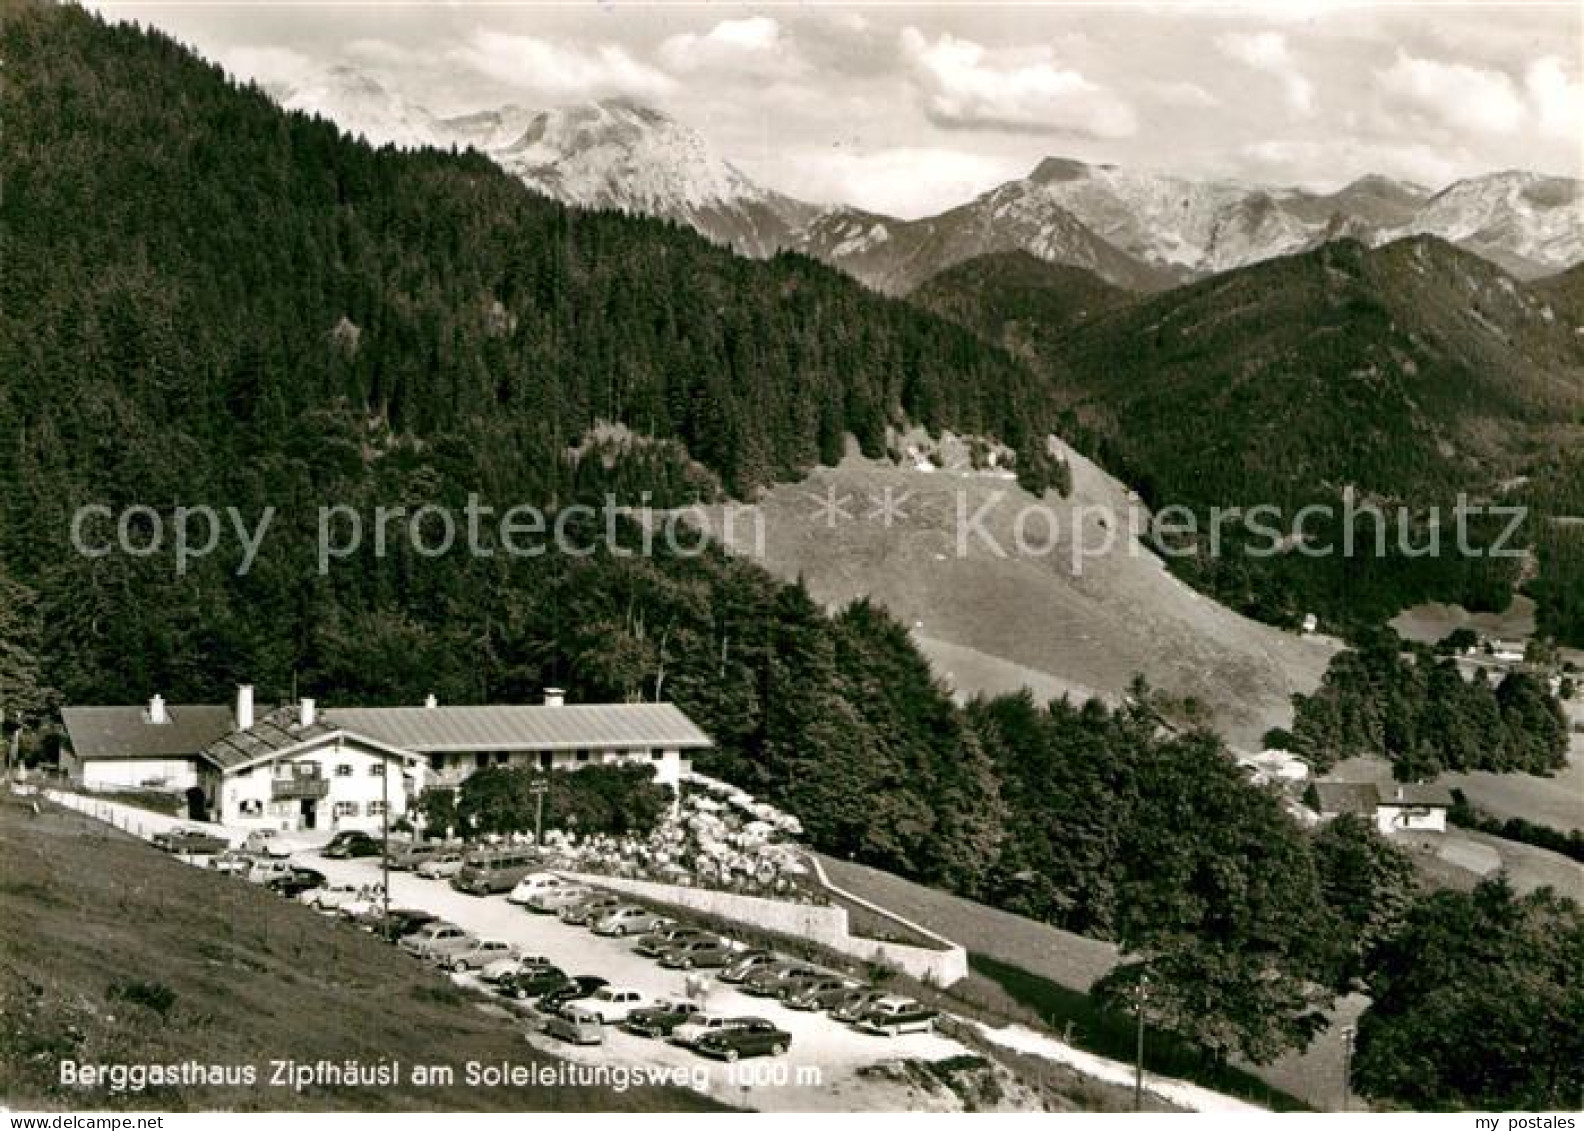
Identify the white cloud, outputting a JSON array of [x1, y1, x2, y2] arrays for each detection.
[[743, 146, 1029, 219], [657, 17, 808, 81], [1236, 138, 1464, 192], [1374, 51, 1525, 135], [215, 45, 317, 91], [1215, 31, 1315, 116], [451, 29, 675, 102], [899, 28, 1136, 139], [1149, 80, 1220, 109], [1526, 56, 1584, 142]]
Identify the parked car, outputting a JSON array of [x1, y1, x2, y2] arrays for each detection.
[[828, 988, 888, 1024], [153, 826, 230, 854], [451, 848, 540, 895], [446, 938, 517, 973], [623, 1000, 703, 1039], [398, 922, 474, 961], [241, 829, 293, 859], [322, 830, 382, 859], [657, 937, 735, 970], [416, 852, 466, 880], [337, 891, 388, 920], [693, 1018, 792, 1061], [541, 1008, 605, 1046], [668, 1014, 754, 1049], [740, 962, 820, 998], [558, 894, 621, 925], [717, 950, 778, 984], [498, 965, 570, 1001], [506, 872, 575, 906], [480, 953, 555, 985], [634, 924, 708, 957], [245, 858, 295, 885], [366, 907, 437, 941], [854, 996, 938, 1036], [304, 883, 365, 911], [265, 866, 326, 899], [523, 883, 594, 914], [573, 986, 653, 1025], [783, 976, 857, 1011], [536, 976, 609, 1014], [210, 850, 253, 875], [388, 841, 458, 870], [590, 905, 668, 938]]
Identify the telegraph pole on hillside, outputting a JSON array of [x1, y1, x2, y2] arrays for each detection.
[[530, 777, 548, 846], [1133, 974, 1149, 1111], [381, 754, 391, 920]]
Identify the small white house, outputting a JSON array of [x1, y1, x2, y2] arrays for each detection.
[[1374, 783, 1453, 835]]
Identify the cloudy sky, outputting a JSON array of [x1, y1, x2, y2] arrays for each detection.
[[94, 1, 1582, 218]]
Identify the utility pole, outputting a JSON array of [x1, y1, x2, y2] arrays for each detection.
[[381, 755, 391, 921], [1340, 1025, 1357, 1112], [530, 777, 548, 847], [1133, 974, 1150, 1112]]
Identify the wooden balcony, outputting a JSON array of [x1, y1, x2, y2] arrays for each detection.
[[271, 775, 330, 800]]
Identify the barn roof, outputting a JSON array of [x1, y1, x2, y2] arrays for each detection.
[[322, 703, 712, 754], [1376, 782, 1454, 808], [1308, 781, 1381, 816], [61, 705, 236, 761]]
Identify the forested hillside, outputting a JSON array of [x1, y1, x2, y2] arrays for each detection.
[[915, 235, 1584, 638]]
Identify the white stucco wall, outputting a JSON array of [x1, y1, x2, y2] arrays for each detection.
[[219, 735, 421, 832], [1376, 805, 1447, 835], [426, 746, 686, 789], [80, 757, 199, 792]]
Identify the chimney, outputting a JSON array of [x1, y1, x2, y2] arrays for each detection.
[[424, 693, 438, 709], [299, 697, 317, 728], [148, 694, 168, 725], [1395, 786, 1405, 801], [543, 687, 565, 708], [235, 684, 254, 730]]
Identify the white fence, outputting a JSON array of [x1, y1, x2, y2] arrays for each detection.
[[561, 867, 969, 986]]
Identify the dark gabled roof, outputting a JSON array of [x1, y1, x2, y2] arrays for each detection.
[[61, 705, 235, 761], [322, 703, 712, 753], [197, 704, 339, 771], [1308, 781, 1381, 816], [1376, 782, 1455, 808], [67, 699, 713, 772]]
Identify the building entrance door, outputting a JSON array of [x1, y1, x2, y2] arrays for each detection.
[[300, 798, 317, 830]]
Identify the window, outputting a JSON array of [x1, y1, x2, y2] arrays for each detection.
[[651, 750, 665, 761], [539, 752, 552, 770], [238, 799, 263, 817], [428, 753, 445, 772], [333, 801, 357, 818], [494, 752, 509, 766], [475, 752, 488, 770], [367, 801, 387, 817], [575, 750, 590, 764], [369, 762, 385, 777], [273, 764, 292, 779], [335, 764, 353, 777], [294, 761, 320, 778]]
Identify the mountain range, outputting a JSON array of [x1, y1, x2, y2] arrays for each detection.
[[277, 65, 1584, 291]]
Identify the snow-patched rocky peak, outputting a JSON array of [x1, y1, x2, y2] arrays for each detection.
[[1392, 171, 1584, 280], [279, 65, 444, 149], [490, 100, 818, 256]]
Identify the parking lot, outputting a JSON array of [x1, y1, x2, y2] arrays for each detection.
[[296, 848, 969, 1110]]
